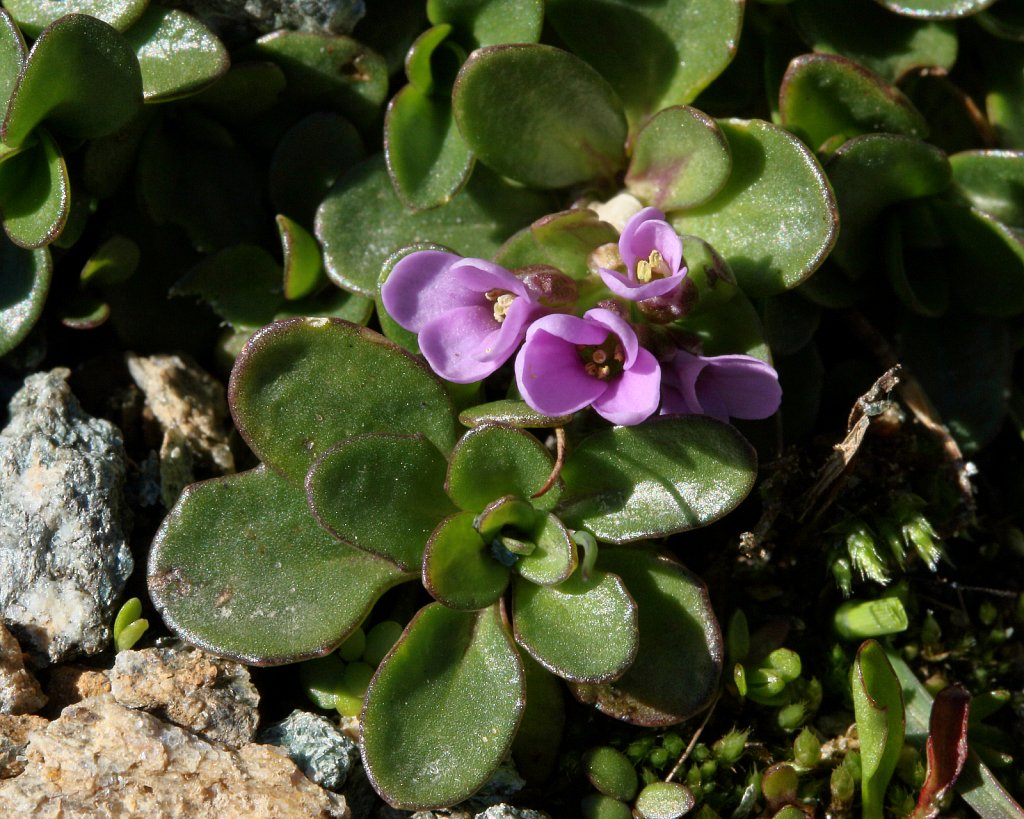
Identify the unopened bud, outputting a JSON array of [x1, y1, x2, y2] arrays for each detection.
[[517, 265, 579, 310]]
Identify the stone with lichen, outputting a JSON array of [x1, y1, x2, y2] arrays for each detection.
[[164, 0, 365, 42], [0, 695, 349, 817], [109, 643, 259, 749], [259, 709, 358, 791], [0, 369, 132, 664]]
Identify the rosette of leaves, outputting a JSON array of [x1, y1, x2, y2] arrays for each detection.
[[776, 50, 1024, 452], [148, 316, 758, 808]]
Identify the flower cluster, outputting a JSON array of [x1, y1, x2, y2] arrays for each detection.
[[381, 208, 781, 426]]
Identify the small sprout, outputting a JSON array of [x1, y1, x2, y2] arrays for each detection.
[[663, 733, 684, 759], [712, 728, 748, 766], [363, 620, 404, 666], [833, 597, 909, 640], [113, 597, 149, 652], [793, 728, 821, 768], [761, 763, 799, 808], [573, 529, 599, 581], [336, 626, 366, 662], [766, 649, 802, 683], [776, 701, 807, 732], [584, 746, 639, 801], [580, 793, 632, 819]]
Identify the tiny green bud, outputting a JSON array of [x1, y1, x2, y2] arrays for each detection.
[[712, 728, 748, 766], [627, 737, 655, 763], [847, 521, 890, 585], [733, 663, 748, 697], [648, 747, 670, 769], [904, 519, 941, 570], [363, 620, 404, 666], [830, 555, 853, 597], [843, 750, 862, 782], [700, 759, 718, 778], [830, 763, 855, 804], [336, 627, 366, 662], [584, 746, 638, 801], [793, 728, 820, 768], [776, 701, 807, 732], [833, 597, 908, 640], [662, 732, 684, 758], [896, 744, 923, 787], [761, 763, 798, 806], [766, 648, 802, 682], [334, 661, 375, 717], [692, 744, 711, 763]]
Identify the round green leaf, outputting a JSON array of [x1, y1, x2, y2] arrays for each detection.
[[385, 84, 474, 211], [362, 603, 525, 809], [124, 6, 228, 102], [316, 154, 551, 296], [634, 782, 697, 819], [3, 14, 143, 148], [81, 234, 140, 287], [511, 652, 565, 783], [874, 0, 996, 18], [0, 128, 68, 248], [791, 0, 957, 82], [307, 433, 455, 571], [269, 112, 364, 228], [556, 416, 756, 543], [625, 106, 732, 211], [493, 208, 618, 282], [452, 44, 627, 189], [458, 399, 574, 430], [3, 0, 148, 37], [405, 24, 453, 93], [229, 318, 458, 485], [581, 795, 633, 819], [278, 215, 326, 300], [0, 237, 49, 356], [172, 244, 282, 330], [422, 511, 510, 610], [513, 569, 637, 683], [274, 285, 373, 327], [546, 0, 743, 126], [427, 0, 543, 48], [570, 549, 723, 726], [899, 70, 994, 155], [585, 746, 638, 801], [826, 134, 951, 277], [670, 119, 838, 297], [0, 9, 26, 105], [190, 60, 286, 123], [940, 202, 1024, 316], [446, 423, 560, 513], [516, 512, 577, 586], [950, 150, 1024, 228], [779, 53, 928, 150], [678, 291, 771, 361], [148, 466, 411, 665]]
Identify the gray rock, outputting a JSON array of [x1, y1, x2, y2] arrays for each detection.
[[0, 624, 45, 714], [0, 695, 350, 817], [260, 709, 359, 791], [0, 369, 132, 663], [109, 643, 260, 749], [474, 806, 550, 819], [165, 0, 365, 41]]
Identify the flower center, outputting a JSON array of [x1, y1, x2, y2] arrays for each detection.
[[485, 289, 517, 323], [635, 249, 670, 283], [577, 336, 625, 380]]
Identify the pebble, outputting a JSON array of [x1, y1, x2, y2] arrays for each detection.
[[260, 709, 359, 791]]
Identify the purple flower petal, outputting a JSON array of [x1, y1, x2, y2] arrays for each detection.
[[418, 305, 501, 383], [618, 207, 667, 273], [661, 350, 782, 422], [381, 250, 478, 332], [582, 308, 640, 368], [598, 267, 688, 301], [592, 347, 661, 425], [449, 258, 531, 299], [515, 324, 606, 415]]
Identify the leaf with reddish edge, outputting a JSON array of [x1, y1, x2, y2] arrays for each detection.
[[911, 686, 970, 819]]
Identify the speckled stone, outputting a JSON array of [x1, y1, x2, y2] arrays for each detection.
[[260, 709, 358, 791], [0, 369, 132, 663], [0, 695, 349, 817], [474, 806, 550, 819], [165, 0, 365, 41], [0, 714, 47, 778], [0, 625, 45, 715], [109, 643, 259, 749]]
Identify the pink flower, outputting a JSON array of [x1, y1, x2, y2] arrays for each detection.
[[381, 250, 547, 383], [514, 308, 661, 426], [598, 207, 687, 301], [660, 349, 782, 422]]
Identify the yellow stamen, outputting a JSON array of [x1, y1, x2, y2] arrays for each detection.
[[485, 289, 517, 323], [636, 249, 669, 283]]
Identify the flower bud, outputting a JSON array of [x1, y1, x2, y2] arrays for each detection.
[[517, 264, 579, 310]]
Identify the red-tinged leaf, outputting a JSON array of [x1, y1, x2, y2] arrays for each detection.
[[912, 686, 971, 819]]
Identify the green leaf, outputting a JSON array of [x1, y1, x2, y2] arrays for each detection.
[[405, 24, 454, 93], [670, 119, 838, 297], [229, 318, 458, 485], [825, 134, 950, 277], [362, 603, 525, 809], [511, 652, 565, 783], [247, 31, 388, 131], [516, 512, 577, 586], [452, 44, 627, 189], [190, 60, 286, 124], [494, 208, 618, 282], [791, 0, 957, 82], [950, 150, 1024, 228], [977, 2, 1024, 40], [0, 128, 68, 248], [384, 84, 474, 211], [984, 39, 1024, 149], [546, 0, 743, 126], [512, 569, 637, 683], [899, 71, 994, 155], [446, 423, 560, 513], [269, 112, 364, 228], [422, 511, 510, 610], [557, 416, 756, 543], [0, 9, 26, 105], [173, 244, 282, 330], [883, 206, 949, 318], [306, 433, 455, 571], [124, 6, 228, 102], [316, 154, 551, 297], [585, 746, 638, 801], [570, 549, 723, 726], [3, 0, 148, 37], [59, 291, 110, 330], [427, 0, 543, 48], [779, 53, 928, 150], [459, 399, 574, 430], [148, 466, 410, 665], [852, 639, 905, 819], [277, 215, 326, 300], [80, 234, 140, 287], [874, 0, 997, 19], [0, 238, 50, 356], [625, 106, 732, 211], [634, 782, 697, 819], [2, 14, 143, 147]]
